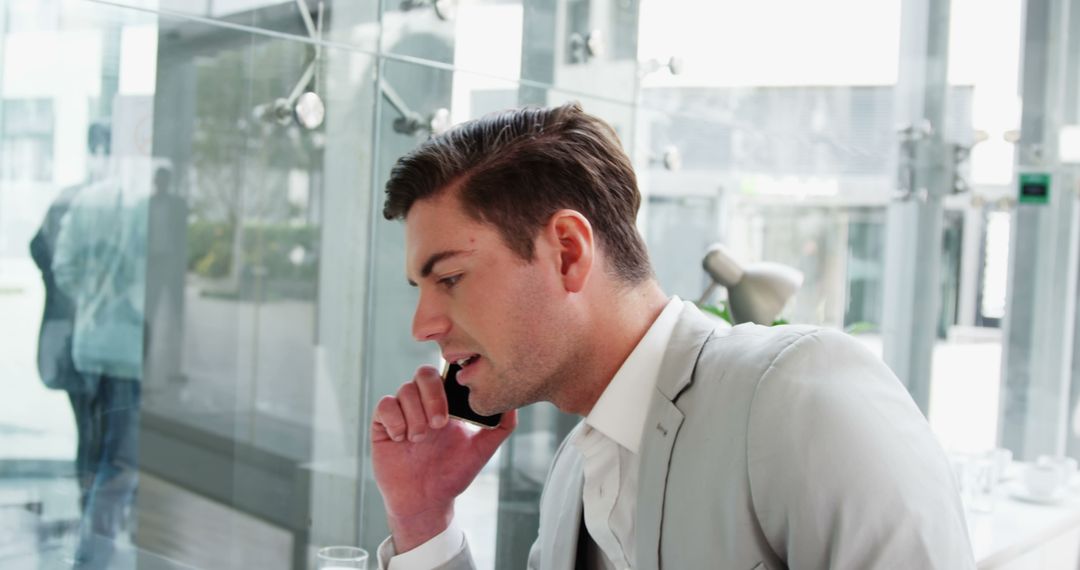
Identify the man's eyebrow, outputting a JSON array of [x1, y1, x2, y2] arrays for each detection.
[[407, 249, 472, 287]]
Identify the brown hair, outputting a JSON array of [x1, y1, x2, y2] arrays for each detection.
[[383, 102, 653, 284]]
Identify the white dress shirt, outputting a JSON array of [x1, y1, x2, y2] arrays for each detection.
[[379, 297, 684, 570]]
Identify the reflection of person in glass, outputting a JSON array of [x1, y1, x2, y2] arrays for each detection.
[[33, 121, 147, 569], [145, 165, 188, 387], [370, 104, 975, 569], [29, 126, 102, 540]]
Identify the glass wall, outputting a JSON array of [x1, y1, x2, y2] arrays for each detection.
[[2, 0, 1080, 568], [0, 1, 640, 568]]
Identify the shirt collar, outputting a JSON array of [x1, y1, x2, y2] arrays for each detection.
[[584, 296, 684, 454]]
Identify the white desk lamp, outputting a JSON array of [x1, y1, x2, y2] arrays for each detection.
[[697, 243, 804, 325]]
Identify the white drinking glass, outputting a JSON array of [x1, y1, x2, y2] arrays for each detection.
[[987, 447, 1013, 485], [317, 546, 369, 570], [968, 455, 996, 512]]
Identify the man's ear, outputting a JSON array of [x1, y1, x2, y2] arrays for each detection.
[[545, 209, 594, 293]]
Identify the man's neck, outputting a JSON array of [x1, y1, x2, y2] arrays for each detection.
[[555, 282, 670, 416]]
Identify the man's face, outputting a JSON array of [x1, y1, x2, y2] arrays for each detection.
[[405, 191, 581, 415]]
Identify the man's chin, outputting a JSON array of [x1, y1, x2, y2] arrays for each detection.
[[469, 401, 503, 418], [468, 393, 506, 417]]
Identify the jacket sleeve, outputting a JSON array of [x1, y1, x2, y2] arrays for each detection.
[[375, 526, 476, 570], [29, 227, 50, 274], [51, 203, 82, 300], [373, 524, 535, 570], [431, 542, 477, 570], [746, 329, 976, 569], [526, 537, 540, 569], [30, 187, 74, 275]]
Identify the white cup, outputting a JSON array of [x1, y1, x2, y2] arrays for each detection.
[[1036, 455, 1078, 484], [1025, 459, 1066, 500], [1057, 456, 1079, 485]]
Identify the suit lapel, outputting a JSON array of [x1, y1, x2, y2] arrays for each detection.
[[635, 302, 718, 570]]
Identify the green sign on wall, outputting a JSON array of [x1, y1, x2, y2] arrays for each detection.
[[1019, 172, 1051, 205]]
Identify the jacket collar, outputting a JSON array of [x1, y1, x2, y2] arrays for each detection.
[[655, 301, 718, 401], [634, 301, 718, 570]]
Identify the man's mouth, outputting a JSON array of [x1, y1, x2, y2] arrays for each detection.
[[450, 354, 482, 385], [456, 354, 481, 368]]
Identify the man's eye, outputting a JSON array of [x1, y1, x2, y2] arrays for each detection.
[[438, 274, 462, 289]]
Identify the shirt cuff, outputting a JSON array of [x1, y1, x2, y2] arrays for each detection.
[[377, 522, 466, 570]]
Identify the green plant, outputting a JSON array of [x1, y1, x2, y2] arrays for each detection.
[[697, 300, 789, 326], [187, 221, 319, 279], [844, 321, 878, 335], [187, 221, 234, 278]]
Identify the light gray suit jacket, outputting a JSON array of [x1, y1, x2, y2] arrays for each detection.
[[441, 302, 975, 569]]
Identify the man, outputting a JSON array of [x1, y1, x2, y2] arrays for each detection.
[[49, 122, 147, 569], [371, 103, 974, 569]]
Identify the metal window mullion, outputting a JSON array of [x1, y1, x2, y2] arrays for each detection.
[[999, 0, 1080, 460], [881, 0, 953, 415], [1063, 0, 1080, 462]]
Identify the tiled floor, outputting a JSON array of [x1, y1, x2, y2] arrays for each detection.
[[0, 475, 202, 570], [1, 475, 82, 569], [4, 538, 193, 570]]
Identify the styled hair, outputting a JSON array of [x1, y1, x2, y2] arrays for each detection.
[[383, 102, 653, 284]]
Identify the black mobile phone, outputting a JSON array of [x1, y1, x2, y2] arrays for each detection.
[[442, 362, 502, 429]]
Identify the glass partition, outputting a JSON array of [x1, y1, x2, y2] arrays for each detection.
[[1, 1, 381, 567], [89, 0, 381, 54], [0, 1, 640, 567]]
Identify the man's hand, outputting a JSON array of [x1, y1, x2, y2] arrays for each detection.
[[372, 365, 517, 553]]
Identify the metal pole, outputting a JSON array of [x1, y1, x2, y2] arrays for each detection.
[[1000, 0, 1079, 460], [881, 0, 953, 415]]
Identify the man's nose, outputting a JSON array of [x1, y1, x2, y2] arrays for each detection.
[[412, 292, 451, 342]]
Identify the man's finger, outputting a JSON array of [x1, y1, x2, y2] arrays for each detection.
[[397, 382, 430, 443], [374, 396, 407, 442], [415, 366, 448, 429], [371, 420, 392, 443]]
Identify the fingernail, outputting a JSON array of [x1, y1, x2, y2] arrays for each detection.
[[432, 415, 446, 428], [410, 433, 426, 443], [392, 434, 404, 442]]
